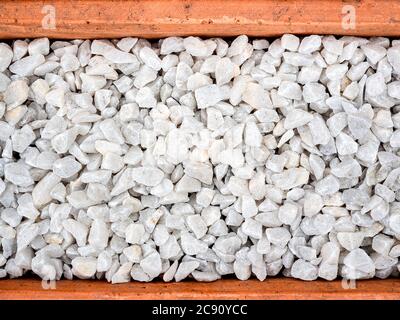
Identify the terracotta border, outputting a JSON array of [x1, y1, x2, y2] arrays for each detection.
[[0, 0, 400, 39]]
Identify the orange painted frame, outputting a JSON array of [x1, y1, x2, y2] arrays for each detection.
[[1, 278, 400, 300]]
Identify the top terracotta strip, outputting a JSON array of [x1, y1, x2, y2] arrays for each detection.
[[0, 0, 399, 39]]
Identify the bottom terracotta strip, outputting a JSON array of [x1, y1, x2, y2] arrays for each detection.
[[0, 278, 399, 300]]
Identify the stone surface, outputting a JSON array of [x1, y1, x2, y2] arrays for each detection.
[[0, 35, 399, 283]]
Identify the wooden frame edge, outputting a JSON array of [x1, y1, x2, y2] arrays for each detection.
[[0, 0, 400, 39]]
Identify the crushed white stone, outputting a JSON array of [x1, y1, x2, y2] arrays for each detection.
[[0, 34, 399, 283]]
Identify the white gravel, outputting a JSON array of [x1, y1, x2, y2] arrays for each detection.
[[0, 35, 400, 283]]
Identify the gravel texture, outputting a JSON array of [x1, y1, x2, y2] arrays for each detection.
[[0, 35, 400, 282]]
